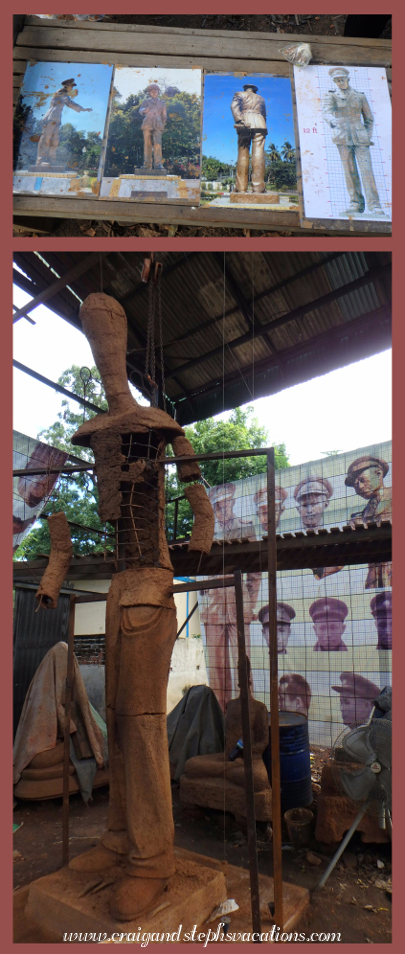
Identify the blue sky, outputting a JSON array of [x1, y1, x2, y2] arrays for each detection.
[[202, 73, 294, 164], [19, 61, 113, 138]]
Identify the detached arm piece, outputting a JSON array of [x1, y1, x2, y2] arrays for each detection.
[[35, 512, 73, 609], [172, 435, 202, 483], [184, 484, 214, 554]]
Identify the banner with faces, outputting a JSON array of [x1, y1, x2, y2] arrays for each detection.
[[197, 440, 392, 746]]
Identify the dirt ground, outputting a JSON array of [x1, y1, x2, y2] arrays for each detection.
[[13, 13, 382, 239], [13, 745, 391, 943]]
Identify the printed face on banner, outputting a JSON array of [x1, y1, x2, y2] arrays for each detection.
[[201, 73, 298, 210], [293, 65, 392, 223], [13, 61, 113, 197], [101, 67, 202, 203], [13, 433, 68, 554], [198, 441, 392, 745]]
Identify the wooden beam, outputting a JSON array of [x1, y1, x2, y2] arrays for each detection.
[[12, 251, 101, 322]]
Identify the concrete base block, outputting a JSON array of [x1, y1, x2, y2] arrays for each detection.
[[180, 774, 272, 822], [24, 856, 227, 941], [230, 192, 280, 204]]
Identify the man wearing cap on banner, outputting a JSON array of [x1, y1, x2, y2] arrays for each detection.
[[139, 84, 167, 172], [322, 67, 385, 217], [309, 597, 349, 651], [345, 455, 392, 526], [36, 78, 93, 168], [253, 485, 287, 536], [294, 476, 333, 529], [258, 601, 296, 654], [370, 591, 392, 650], [332, 672, 380, 726], [230, 84, 267, 193], [279, 674, 312, 719], [200, 483, 259, 710]]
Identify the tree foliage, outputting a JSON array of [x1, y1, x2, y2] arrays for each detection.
[[14, 106, 103, 175], [104, 87, 201, 178]]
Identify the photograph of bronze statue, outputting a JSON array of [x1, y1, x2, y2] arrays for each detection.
[[231, 84, 268, 194], [67, 292, 214, 921], [102, 66, 202, 203], [13, 61, 113, 196]]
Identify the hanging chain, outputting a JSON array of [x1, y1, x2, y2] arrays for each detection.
[[156, 264, 166, 411], [146, 279, 157, 404]]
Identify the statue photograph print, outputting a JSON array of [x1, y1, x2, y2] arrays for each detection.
[[293, 64, 391, 224], [201, 73, 298, 210], [13, 61, 113, 197], [101, 66, 202, 203]]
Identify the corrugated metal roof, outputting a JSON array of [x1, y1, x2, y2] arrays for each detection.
[[13, 251, 391, 426]]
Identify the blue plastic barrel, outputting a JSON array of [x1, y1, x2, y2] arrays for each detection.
[[262, 711, 313, 812]]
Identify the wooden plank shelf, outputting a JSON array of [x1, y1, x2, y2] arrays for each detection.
[[13, 18, 392, 235]]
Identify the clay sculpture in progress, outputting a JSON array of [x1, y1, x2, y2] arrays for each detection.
[[68, 293, 214, 921]]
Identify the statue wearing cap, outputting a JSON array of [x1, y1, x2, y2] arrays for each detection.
[[294, 475, 333, 529], [370, 591, 392, 650], [332, 672, 380, 726], [309, 597, 349, 651], [258, 601, 296, 655], [138, 84, 167, 172], [253, 485, 287, 536], [345, 455, 391, 526], [322, 68, 385, 217], [36, 77, 93, 168], [230, 84, 267, 193]]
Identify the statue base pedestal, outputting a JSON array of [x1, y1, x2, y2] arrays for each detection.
[[100, 174, 188, 201], [16, 848, 309, 941], [134, 166, 171, 177], [28, 164, 67, 172], [230, 191, 280, 204], [23, 855, 227, 940]]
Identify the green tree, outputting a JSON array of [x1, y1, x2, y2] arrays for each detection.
[[201, 155, 232, 180], [265, 142, 281, 163], [13, 366, 110, 561], [281, 140, 296, 163], [165, 407, 289, 538]]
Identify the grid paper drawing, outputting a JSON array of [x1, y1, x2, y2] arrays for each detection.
[[294, 65, 391, 222]]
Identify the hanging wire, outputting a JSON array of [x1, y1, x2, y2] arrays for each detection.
[[99, 254, 104, 293], [156, 265, 167, 412], [145, 278, 157, 405], [252, 253, 255, 402]]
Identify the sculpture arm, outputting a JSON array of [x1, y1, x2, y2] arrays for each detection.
[[184, 484, 215, 554], [66, 97, 91, 113], [231, 92, 245, 124], [35, 512, 73, 609], [322, 91, 338, 128], [360, 93, 374, 134]]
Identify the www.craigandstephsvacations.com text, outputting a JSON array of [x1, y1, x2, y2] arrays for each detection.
[[63, 924, 342, 944]]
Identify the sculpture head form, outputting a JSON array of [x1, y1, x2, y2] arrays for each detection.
[[329, 67, 350, 91]]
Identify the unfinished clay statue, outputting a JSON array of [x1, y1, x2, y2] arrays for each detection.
[[181, 657, 270, 797], [68, 293, 214, 922], [35, 512, 73, 609]]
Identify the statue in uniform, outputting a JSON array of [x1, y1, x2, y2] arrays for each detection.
[[230, 84, 267, 194], [138, 83, 167, 172], [36, 78, 92, 168], [322, 66, 385, 216]]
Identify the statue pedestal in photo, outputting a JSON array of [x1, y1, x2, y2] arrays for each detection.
[[13, 171, 80, 195], [100, 174, 188, 201], [134, 166, 171, 177], [28, 164, 67, 173], [230, 192, 280, 204], [23, 856, 227, 940]]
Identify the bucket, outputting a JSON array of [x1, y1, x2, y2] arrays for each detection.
[[284, 807, 314, 846], [263, 711, 313, 813]]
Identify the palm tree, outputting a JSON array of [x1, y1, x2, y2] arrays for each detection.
[[281, 140, 295, 163], [266, 142, 281, 163]]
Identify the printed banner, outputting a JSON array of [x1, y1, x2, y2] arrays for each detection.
[[198, 441, 392, 746]]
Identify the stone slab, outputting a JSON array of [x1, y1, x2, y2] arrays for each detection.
[[100, 175, 188, 201], [230, 192, 280, 204], [24, 856, 227, 941], [180, 774, 272, 822]]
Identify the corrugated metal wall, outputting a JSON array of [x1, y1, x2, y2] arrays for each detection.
[[13, 586, 70, 737]]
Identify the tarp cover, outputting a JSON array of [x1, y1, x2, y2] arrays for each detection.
[[13, 642, 105, 791], [167, 684, 225, 783]]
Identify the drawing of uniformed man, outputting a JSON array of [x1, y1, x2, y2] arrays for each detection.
[[309, 597, 349, 651], [258, 601, 296, 655], [345, 455, 392, 526], [370, 591, 392, 650], [322, 67, 385, 217], [279, 674, 311, 719], [294, 475, 333, 529], [332, 672, 380, 726], [36, 78, 93, 167], [230, 84, 267, 194], [253, 485, 287, 535], [139, 83, 167, 172]]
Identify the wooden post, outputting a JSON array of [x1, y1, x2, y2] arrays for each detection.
[[62, 594, 76, 867], [267, 448, 283, 928], [234, 569, 261, 937]]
